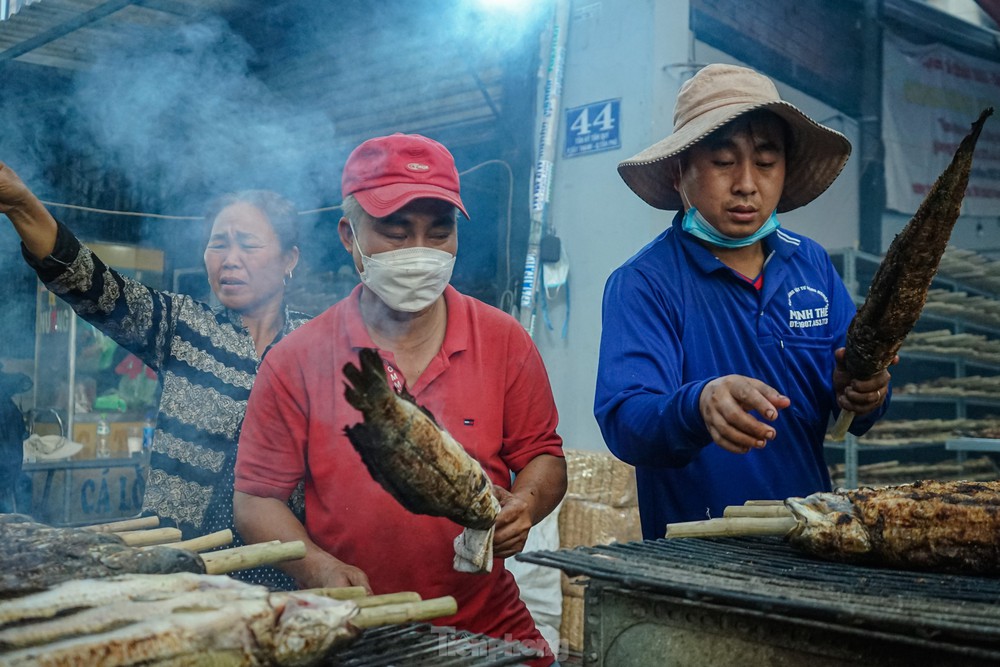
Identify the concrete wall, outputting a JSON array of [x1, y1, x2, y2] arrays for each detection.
[[534, 0, 861, 453]]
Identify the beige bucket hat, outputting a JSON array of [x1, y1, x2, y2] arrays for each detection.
[[617, 63, 852, 213]]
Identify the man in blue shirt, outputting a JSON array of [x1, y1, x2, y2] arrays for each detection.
[[595, 63, 892, 539]]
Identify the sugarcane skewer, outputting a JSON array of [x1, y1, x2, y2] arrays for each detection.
[[829, 107, 993, 440]]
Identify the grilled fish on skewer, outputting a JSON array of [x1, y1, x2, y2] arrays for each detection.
[[786, 479, 1000, 573], [830, 107, 993, 439], [343, 348, 499, 530], [0, 515, 305, 598], [0, 514, 204, 599], [668, 480, 1000, 574]]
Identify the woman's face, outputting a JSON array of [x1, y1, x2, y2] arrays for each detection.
[[203, 202, 298, 316]]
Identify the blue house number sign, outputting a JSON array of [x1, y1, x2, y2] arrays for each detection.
[[564, 98, 621, 157]]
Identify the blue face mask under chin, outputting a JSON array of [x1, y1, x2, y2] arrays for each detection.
[[681, 206, 781, 249]]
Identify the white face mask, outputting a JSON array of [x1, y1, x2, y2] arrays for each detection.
[[351, 222, 456, 312]]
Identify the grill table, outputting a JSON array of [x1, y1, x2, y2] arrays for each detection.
[[326, 623, 538, 666], [519, 537, 1000, 666]]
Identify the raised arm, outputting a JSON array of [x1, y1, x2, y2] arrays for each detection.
[[1, 161, 180, 372], [0, 161, 58, 259]]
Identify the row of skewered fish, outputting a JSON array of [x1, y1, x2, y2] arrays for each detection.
[[0, 514, 458, 666]]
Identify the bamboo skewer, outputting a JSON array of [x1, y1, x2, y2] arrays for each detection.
[[302, 586, 369, 600], [301, 588, 422, 608], [351, 596, 458, 628], [160, 529, 233, 553], [723, 504, 793, 518], [352, 592, 423, 608], [85, 516, 160, 532], [200, 540, 307, 574], [666, 516, 798, 538], [115, 527, 183, 547]]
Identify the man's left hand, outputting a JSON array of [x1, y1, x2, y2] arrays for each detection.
[[833, 347, 895, 416], [491, 485, 533, 559]]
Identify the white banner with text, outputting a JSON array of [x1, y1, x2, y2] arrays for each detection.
[[883, 34, 1000, 216]]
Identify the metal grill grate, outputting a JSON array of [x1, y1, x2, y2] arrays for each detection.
[[325, 623, 538, 667], [519, 537, 1000, 653]]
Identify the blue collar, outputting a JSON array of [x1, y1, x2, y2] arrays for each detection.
[[672, 211, 800, 275]]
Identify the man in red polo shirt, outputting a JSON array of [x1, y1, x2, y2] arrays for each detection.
[[233, 133, 566, 665]]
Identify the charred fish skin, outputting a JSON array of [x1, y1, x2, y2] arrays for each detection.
[[845, 108, 993, 379], [0, 515, 205, 600], [786, 480, 1000, 574], [343, 348, 498, 531]]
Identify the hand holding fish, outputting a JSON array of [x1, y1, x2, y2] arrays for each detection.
[[491, 485, 533, 559], [699, 375, 790, 455], [833, 348, 895, 417]]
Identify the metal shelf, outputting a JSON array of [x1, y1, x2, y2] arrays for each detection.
[[945, 438, 1000, 454], [891, 395, 1000, 408], [900, 351, 1000, 372]]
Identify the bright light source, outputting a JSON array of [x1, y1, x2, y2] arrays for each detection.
[[475, 0, 534, 13]]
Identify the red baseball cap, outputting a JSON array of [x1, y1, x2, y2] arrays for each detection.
[[341, 133, 469, 219]]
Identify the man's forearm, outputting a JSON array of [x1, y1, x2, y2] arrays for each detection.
[[510, 454, 567, 525], [233, 491, 338, 588]]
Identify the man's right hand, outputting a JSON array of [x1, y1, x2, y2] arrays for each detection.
[[309, 555, 372, 593], [699, 375, 790, 455], [234, 490, 373, 594]]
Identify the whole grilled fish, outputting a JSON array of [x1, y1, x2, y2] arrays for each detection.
[[786, 480, 1000, 574], [0, 514, 204, 599], [846, 108, 992, 378], [830, 107, 993, 439], [343, 348, 499, 531]]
